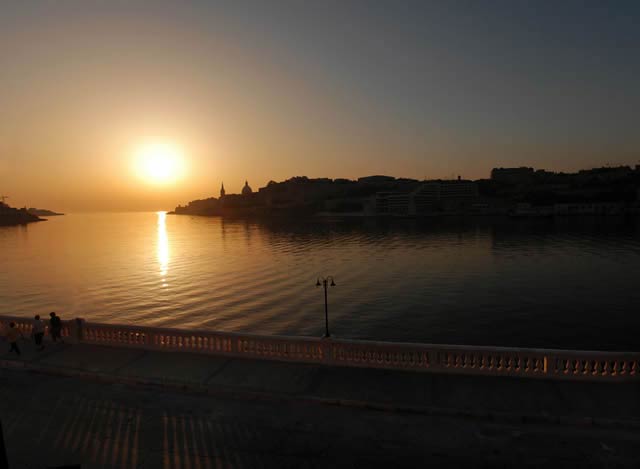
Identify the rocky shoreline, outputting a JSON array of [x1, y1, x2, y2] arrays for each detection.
[[27, 207, 64, 216], [0, 203, 44, 226]]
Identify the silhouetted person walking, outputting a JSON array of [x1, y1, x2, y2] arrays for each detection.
[[6, 322, 22, 356], [32, 314, 45, 351], [49, 312, 63, 343]]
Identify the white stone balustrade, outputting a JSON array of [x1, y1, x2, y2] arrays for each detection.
[[1, 315, 638, 381], [0, 314, 73, 341]]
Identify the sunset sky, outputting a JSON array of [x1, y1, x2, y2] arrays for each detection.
[[1, 1, 639, 211]]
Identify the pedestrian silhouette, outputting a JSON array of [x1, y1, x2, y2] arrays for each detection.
[[49, 312, 63, 343], [32, 314, 45, 351], [6, 322, 22, 356]]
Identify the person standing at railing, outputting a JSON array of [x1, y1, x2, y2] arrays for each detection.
[[32, 314, 45, 351], [6, 322, 23, 356], [49, 312, 63, 343]]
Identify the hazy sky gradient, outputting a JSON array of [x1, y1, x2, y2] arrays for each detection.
[[1, 1, 639, 211]]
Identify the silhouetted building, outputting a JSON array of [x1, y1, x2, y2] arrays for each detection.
[[575, 166, 633, 184], [414, 180, 478, 213], [259, 177, 345, 208], [374, 192, 412, 216], [358, 175, 396, 184], [242, 181, 253, 195], [491, 167, 534, 184], [220, 182, 225, 198], [374, 180, 478, 216]]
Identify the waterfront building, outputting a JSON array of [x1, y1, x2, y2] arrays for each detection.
[[220, 182, 225, 198], [418, 179, 478, 198], [374, 179, 478, 216], [374, 192, 413, 216], [242, 181, 253, 195], [414, 180, 478, 213]]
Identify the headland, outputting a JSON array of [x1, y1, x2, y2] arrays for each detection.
[[27, 207, 64, 216], [0, 202, 43, 226], [171, 165, 640, 219]]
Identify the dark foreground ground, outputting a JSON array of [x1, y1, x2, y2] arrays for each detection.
[[2, 368, 640, 469], [1, 338, 640, 468]]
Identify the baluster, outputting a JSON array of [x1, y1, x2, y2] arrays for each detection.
[[467, 354, 473, 368], [441, 352, 449, 368], [619, 361, 626, 376], [480, 355, 487, 370]]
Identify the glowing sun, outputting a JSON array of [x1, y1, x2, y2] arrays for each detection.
[[134, 142, 185, 184]]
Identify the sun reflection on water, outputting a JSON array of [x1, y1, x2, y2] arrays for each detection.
[[157, 211, 169, 286]]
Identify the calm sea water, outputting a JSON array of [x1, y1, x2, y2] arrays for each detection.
[[1, 212, 639, 350]]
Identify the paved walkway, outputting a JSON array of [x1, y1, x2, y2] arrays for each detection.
[[2, 338, 640, 467], [2, 367, 640, 468], [1, 338, 639, 427]]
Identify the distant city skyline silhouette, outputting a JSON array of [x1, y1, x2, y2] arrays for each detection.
[[3, 161, 640, 213]]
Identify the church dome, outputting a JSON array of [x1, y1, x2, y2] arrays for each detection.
[[242, 180, 253, 195]]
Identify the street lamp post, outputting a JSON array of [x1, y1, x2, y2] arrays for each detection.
[[316, 276, 336, 337]]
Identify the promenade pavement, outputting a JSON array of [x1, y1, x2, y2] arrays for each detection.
[[1, 338, 640, 467]]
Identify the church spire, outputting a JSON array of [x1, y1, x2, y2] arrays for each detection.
[[220, 182, 225, 198]]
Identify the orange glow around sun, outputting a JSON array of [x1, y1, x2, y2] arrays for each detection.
[[134, 141, 186, 184]]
